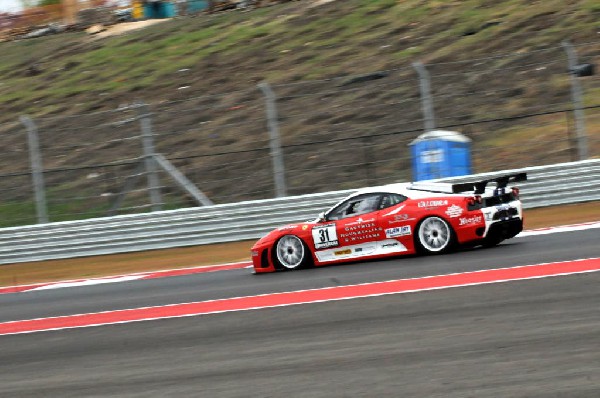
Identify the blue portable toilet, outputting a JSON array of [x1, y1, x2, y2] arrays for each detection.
[[187, 0, 209, 13], [144, 0, 177, 19], [159, 1, 177, 18], [409, 130, 472, 181]]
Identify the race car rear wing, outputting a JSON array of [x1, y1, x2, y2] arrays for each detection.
[[451, 172, 527, 194], [408, 172, 527, 195]]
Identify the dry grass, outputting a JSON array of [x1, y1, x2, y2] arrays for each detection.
[[1, 201, 598, 287]]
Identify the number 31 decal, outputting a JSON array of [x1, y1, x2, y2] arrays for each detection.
[[312, 224, 339, 249]]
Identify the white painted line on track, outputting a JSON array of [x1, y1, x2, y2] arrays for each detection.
[[30, 275, 145, 291], [517, 220, 600, 237]]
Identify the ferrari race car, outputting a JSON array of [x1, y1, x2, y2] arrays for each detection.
[[251, 173, 527, 273]]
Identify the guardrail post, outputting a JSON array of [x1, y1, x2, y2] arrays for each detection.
[[137, 102, 163, 211], [562, 40, 588, 160], [412, 61, 436, 132], [258, 82, 287, 198], [20, 115, 49, 224]]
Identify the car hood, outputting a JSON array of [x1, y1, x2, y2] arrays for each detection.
[[252, 221, 317, 248]]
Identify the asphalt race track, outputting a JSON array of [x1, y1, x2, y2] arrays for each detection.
[[1, 229, 599, 397]]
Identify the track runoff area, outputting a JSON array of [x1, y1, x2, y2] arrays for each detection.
[[1, 221, 599, 336]]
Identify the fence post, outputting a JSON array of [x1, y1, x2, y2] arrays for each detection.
[[153, 154, 214, 206], [363, 136, 375, 183], [562, 40, 588, 160], [258, 82, 287, 198], [20, 115, 49, 224], [412, 61, 436, 132], [137, 102, 163, 211]]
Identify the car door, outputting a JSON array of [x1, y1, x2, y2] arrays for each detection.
[[377, 193, 414, 249], [312, 193, 385, 262]]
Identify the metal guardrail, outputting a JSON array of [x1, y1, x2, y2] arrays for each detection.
[[1, 159, 599, 265]]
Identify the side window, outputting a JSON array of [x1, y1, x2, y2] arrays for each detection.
[[379, 193, 407, 210], [326, 194, 382, 221]]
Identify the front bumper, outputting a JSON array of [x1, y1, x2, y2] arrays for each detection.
[[251, 245, 277, 273]]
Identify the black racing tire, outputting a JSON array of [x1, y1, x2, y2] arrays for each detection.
[[415, 216, 456, 254], [273, 235, 312, 270]]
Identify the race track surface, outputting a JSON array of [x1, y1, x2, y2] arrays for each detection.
[[1, 229, 599, 397]]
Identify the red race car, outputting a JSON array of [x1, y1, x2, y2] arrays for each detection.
[[251, 173, 526, 273]]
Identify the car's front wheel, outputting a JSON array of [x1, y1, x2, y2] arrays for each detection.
[[416, 216, 455, 254], [274, 235, 310, 270]]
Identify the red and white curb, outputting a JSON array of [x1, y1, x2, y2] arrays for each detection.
[[517, 220, 600, 237], [0, 261, 252, 295], [1, 221, 598, 296], [1, 257, 599, 336]]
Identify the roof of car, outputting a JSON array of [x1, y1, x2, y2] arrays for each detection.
[[351, 182, 468, 199]]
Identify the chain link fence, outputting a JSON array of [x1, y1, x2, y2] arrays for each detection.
[[1, 41, 598, 227]]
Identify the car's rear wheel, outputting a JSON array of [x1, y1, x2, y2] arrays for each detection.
[[417, 216, 454, 254], [274, 235, 310, 270]]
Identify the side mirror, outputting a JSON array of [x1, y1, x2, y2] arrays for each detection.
[[317, 211, 326, 223]]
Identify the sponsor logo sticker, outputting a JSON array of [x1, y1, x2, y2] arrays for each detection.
[[383, 205, 406, 217], [459, 215, 483, 226], [385, 226, 411, 238], [278, 225, 297, 231], [340, 221, 382, 241], [418, 200, 448, 208], [445, 204, 463, 218], [334, 249, 352, 256], [251, 251, 259, 257], [346, 217, 376, 226], [388, 214, 415, 224]]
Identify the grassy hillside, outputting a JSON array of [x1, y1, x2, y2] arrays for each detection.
[[1, 0, 598, 110], [0, 0, 598, 226]]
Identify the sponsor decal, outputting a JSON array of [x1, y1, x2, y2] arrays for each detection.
[[340, 221, 382, 241], [459, 215, 483, 226], [346, 217, 376, 226], [418, 200, 448, 208], [445, 204, 463, 218], [251, 251, 259, 257], [383, 205, 406, 217], [312, 224, 339, 249], [388, 214, 415, 224], [339, 233, 382, 241], [315, 242, 379, 262], [385, 226, 411, 238], [302, 225, 309, 231], [344, 222, 377, 231], [334, 249, 352, 256], [278, 225, 297, 231], [381, 242, 400, 249]]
